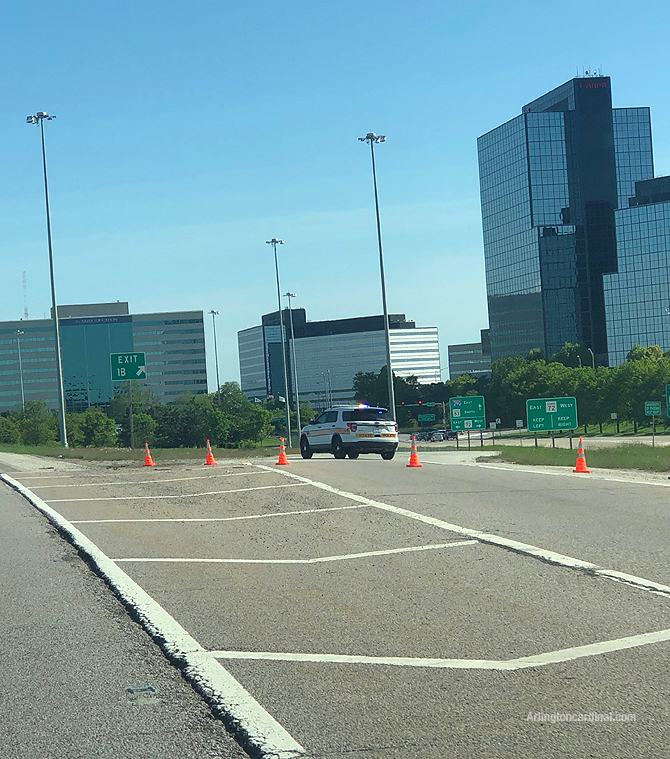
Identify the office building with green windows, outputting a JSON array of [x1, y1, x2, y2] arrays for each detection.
[[0, 302, 207, 413]]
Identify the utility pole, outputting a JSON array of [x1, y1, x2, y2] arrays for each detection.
[[266, 239, 292, 447], [26, 112, 68, 447], [209, 310, 222, 403], [284, 292, 301, 435], [359, 132, 395, 421], [16, 331, 25, 410]]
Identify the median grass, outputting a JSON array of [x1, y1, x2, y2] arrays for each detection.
[[0, 440, 290, 462], [493, 444, 670, 472]]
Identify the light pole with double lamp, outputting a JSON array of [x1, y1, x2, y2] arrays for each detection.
[[266, 239, 292, 448], [208, 310, 222, 403], [284, 292, 301, 436], [359, 132, 395, 421], [16, 330, 25, 410], [26, 111, 68, 447]]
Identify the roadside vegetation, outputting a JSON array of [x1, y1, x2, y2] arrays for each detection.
[[355, 343, 670, 435], [492, 444, 670, 472], [0, 382, 296, 452]]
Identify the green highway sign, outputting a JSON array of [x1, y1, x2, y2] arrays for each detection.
[[110, 352, 147, 382], [526, 397, 577, 432], [449, 395, 486, 431], [645, 401, 661, 416], [418, 413, 436, 422], [424, 402, 436, 407]]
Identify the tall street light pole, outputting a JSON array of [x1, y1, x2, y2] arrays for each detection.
[[209, 310, 222, 403], [27, 112, 68, 448], [587, 347, 595, 369], [284, 292, 301, 436], [16, 330, 25, 411], [266, 239, 292, 448], [359, 132, 395, 421]]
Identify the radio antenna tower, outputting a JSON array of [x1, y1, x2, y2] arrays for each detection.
[[22, 271, 29, 319]]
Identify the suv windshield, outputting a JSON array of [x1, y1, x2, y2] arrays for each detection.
[[342, 408, 393, 422]]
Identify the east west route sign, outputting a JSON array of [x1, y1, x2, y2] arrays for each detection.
[[110, 352, 147, 381], [449, 396, 486, 431], [526, 397, 578, 432]]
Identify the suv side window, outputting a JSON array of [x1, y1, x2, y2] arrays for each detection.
[[324, 411, 338, 423], [313, 412, 329, 425]]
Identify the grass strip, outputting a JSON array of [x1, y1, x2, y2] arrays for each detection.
[[494, 444, 670, 472], [0, 441, 293, 462]]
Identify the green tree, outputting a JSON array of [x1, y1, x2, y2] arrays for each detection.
[[0, 416, 21, 444], [218, 382, 271, 446], [10, 400, 58, 445]]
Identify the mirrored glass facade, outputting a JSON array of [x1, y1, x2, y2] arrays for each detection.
[[605, 189, 670, 365], [478, 76, 653, 365]]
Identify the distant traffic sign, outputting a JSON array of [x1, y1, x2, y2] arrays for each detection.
[[645, 401, 661, 416], [449, 396, 486, 431], [526, 397, 577, 432], [425, 402, 436, 407], [666, 385, 670, 417], [516, 419, 524, 428], [111, 352, 147, 381], [418, 413, 436, 422]]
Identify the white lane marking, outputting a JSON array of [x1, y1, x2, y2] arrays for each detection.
[[71, 503, 368, 524], [423, 458, 670, 488], [113, 540, 477, 564], [253, 464, 670, 599], [208, 627, 670, 670], [46, 482, 309, 502], [26, 470, 275, 488], [0, 474, 305, 759]]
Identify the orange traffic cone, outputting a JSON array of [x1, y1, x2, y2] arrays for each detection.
[[143, 442, 156, 467], [276, 437, 290, 466], [407, 435, 422, 468], [204, 439, 218, 466], [573, 438, 591, 473]]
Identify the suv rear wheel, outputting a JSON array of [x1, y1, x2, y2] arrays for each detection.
[[300, 436, 313, 459], [331, 436, 347, 459], [347, 450, 360, 459], [381, 450, 395, 460]]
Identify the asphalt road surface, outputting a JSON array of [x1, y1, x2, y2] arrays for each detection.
[[2, 449, 670, 758]]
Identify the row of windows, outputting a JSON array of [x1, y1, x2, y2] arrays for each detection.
[[132, 319, 203, 327]]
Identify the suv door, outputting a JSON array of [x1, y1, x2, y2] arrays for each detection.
[[309, 410, 337, 450]]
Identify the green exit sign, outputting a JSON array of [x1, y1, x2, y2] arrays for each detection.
[[111, 352, 147, 381]]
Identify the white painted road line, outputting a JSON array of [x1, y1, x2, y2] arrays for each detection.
[[71, 503, 369, 524], [26, 470, 275, 488], [113, 540, 477, 564], [0, 474, 306, 759], [208, 627, 670, 670], [423, 457, 670, 488], [255, 463, 670, 600], [46, 482, 310, 502]]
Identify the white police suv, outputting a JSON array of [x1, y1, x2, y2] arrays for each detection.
[[299, 405, 398, 460]]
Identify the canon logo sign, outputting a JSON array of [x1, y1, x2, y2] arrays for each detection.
[[579, 81, 608, 89]]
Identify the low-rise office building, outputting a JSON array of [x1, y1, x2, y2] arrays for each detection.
[[238, 310, 440, 408], [0, 302, 207, 413], [448, 329, 492, 378]]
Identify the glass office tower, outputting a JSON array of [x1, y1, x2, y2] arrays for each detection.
[[478, 76, 653, 364], [605, 177, 670, 365]]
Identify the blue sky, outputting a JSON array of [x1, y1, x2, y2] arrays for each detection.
[[2, 0, 670, 387]]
